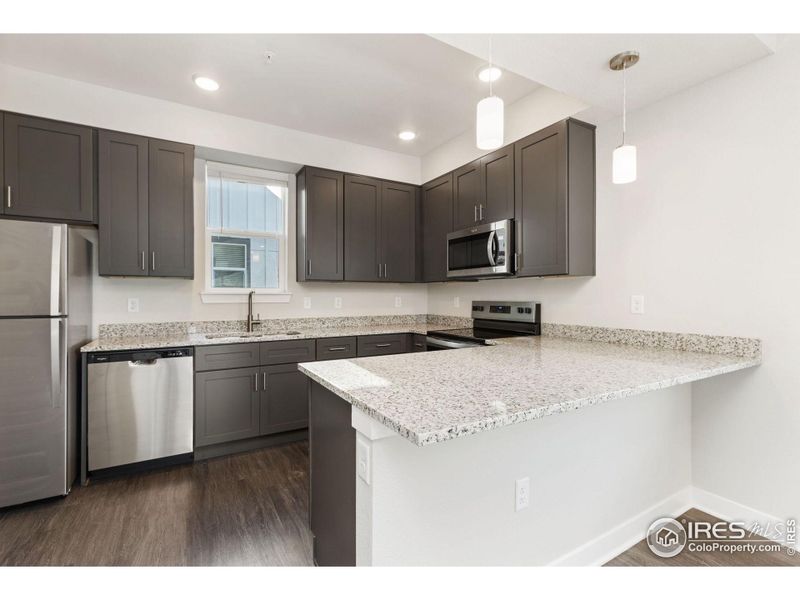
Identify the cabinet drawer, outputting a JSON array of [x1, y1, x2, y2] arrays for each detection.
[[357, 334, 407, 357], [260, 339, 316, 366], [316, 337, 358, 360], [195, 343, 260, 372]]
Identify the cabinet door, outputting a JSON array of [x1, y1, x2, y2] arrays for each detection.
[[422, 173, 453, 282], [344, 175, 380, 281], [452, 159, 482, 230], [0, 114, 4, 215], [148, 139, 194, 278], [195, 367, 260, 447], [98, 131, 149, 276], [379, 181, 416, 282], [514, 121, 568, 277], [3, 114, 94, 222], [481, 144, 514, 223], [260, 364, 310, 435], [302, 167, 344, 281]]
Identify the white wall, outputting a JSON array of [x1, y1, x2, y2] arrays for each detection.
[[356, 386, 692, 566], [0, 64, 428, 330], [425, 36, 800, 521], [421, 86, 588, 182]]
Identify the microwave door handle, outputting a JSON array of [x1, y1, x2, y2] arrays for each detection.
[[486, 230, 497, 266]]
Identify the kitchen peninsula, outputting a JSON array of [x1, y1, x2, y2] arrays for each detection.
[[299, 325, 761, 566]]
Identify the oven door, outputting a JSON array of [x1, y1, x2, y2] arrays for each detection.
[[447, 219, 513, 278]]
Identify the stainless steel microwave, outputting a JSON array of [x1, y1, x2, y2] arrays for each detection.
[[446, 219, 514, 279]]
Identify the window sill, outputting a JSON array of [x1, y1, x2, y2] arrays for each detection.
[[200, 291, 292, 304]]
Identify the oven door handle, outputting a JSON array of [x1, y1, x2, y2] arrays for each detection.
[[486, 230, 497, 266]]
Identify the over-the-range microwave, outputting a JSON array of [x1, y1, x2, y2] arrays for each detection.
[[446, 219, 514, 279]]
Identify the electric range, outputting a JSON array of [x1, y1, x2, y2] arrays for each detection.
[[426, 300, 541, 350]]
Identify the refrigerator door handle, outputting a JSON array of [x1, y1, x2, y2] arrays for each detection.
[[50, 319, 66, 409], [49, 225, 66, 316]]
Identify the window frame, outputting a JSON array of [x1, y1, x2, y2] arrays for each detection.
[[201, 161, 292, 303]]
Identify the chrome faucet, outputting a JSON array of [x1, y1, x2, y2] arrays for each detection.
[[247, 290, 262, 332]]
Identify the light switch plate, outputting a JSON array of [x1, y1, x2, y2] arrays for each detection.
[[454, 296, 460, 308], [394, 296, 402, 308], [127, 298, 140, 313], [356, 437, 371, 485], [303, 297, 311, 309], [515, 477, 530, 512]]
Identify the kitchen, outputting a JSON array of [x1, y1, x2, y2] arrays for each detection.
[[1, 7, 799, 594]]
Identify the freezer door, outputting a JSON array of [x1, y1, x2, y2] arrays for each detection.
[[0, 220, 67, 317], [0, 318, 67, 508]]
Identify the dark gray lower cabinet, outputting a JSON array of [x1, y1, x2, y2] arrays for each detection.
[[309, 380, 356, 566], [357, 333, 408, 357], [260, 363, 310, 435], [195, 367, 260, 447]]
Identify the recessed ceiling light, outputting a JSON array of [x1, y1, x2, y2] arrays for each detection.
[[478, 66, 502, 83], [193, 74, 220, 91], [398, 131, 416, 141]]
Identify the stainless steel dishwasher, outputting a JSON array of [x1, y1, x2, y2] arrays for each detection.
[[87, 348, 194, 472]]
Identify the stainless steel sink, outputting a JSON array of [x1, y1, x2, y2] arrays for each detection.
[[203, 331, 301, 340]]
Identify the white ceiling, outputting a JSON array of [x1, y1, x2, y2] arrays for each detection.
[[433, 34, 776, 123], [0, 34, 540, 156]]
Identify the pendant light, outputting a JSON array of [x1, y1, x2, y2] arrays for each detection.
[[609, 51, 640, 184], [476, 37, 504, 150]]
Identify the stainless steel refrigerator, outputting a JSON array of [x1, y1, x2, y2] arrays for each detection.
[[0, 219, 92, 508]]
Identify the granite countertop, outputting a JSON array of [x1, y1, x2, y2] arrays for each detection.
[[298, 335, 761, 446], [80, 323, 433, 353]]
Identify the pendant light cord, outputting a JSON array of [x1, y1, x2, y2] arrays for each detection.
[[488, 36, 493, 97], [622, 62, 627, 146]]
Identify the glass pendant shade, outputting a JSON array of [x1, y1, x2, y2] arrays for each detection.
[[476, 95, 504, 150], [612, 144, 637, 184]]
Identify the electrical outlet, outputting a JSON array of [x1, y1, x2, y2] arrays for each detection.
[[454, 296, 460, 308], [127, 298, 140, 313], [630, 295, 645, 314], [394, 296, 402, 308], [356, 438, 371, 484], [334, 297, 342, 309], [303, 297, 311, 309], [515, 477, 530, 512]]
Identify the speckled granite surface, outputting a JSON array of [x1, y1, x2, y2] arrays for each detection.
[[299, 335, 760, 446], [82, 315, 472, 352]]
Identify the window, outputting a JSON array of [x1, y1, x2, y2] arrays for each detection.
[[204, 162, 290, 300]]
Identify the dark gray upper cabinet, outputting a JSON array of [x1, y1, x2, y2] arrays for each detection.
[[380, 181, 417, 282], [452, 159, 482, 230], [481, 144, 514, 223], [148, 139, 194, 278], [0, 114, 3, 215], [344, 174, 381, 281], [98, 134, 194, 278], [297, 167, 344, 281], [195, 367, 260, 448], [260, 363, 310, 435], [514, 118, 595, 277], [421, 173, 453, 282], [98, 131, 149, 276], [3, 113, 94, 223]]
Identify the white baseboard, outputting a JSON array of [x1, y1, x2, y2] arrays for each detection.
[[549, 487, 694, 566], [691, 487, 789, 543], [550, 486, 792, 566]]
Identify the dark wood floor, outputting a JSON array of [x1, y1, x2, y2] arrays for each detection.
[[606, 508, 800, 567], [0, 441, 313, 566]]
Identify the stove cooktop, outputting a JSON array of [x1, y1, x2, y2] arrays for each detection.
[[427, 326, 537, 343]]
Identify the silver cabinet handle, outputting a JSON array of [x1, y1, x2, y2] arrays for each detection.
[[375, 343, 392, 348], [141, 251, 146, 271], [383, 263, 387, 279], [378, 263, 382, 278], [262, 372, 267, 390], [328, 346, 347, 351], [479, 204, 484, 220], [253, 372, 258, 392], [514, 252, 520, 271], [151, 252, 156, 271], [474, 205, 478, 222], [308, 259, 311, 276], [6, 186, 11, 208]]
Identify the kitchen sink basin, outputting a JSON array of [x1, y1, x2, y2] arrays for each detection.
[[203, 331, 301, 340]]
